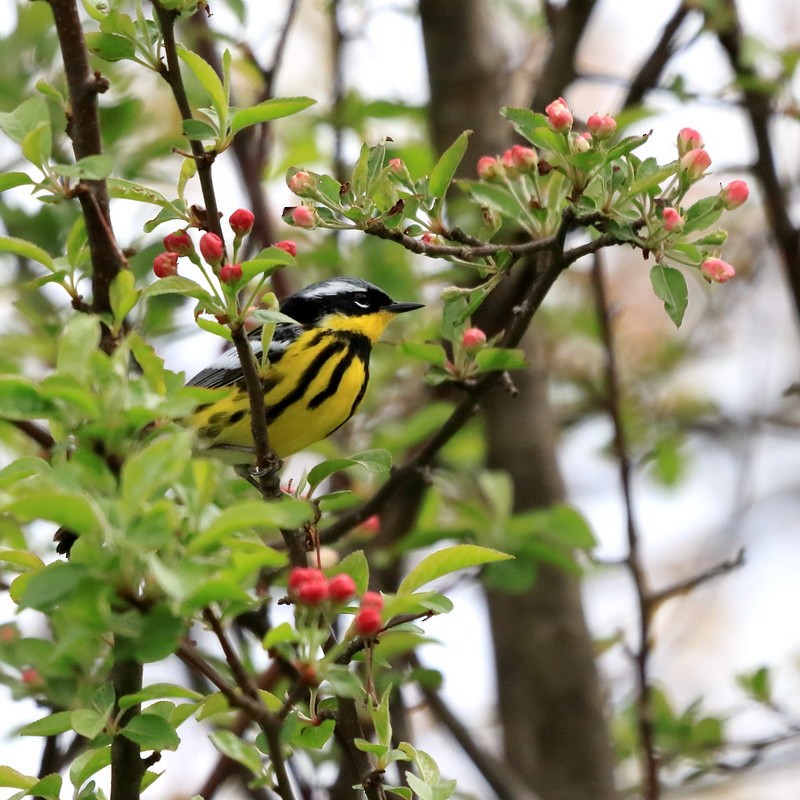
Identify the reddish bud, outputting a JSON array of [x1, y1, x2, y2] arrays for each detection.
[[389, 158, 406, 175], [220, 263, 243, 284], [720, 180, 749, 210], [199, 232, 224, 264], [355, 607, 382, 637], [297, 579, 329, 605], [21, 668, 40, 686], [328, 573, 356, 602], [361, 591, 384, 610], [230, 208, 255, 235], [0, 625, 18, 642], [288, 171, 316, 197], [274, 239, 297, 257], [701, 257, 735, 283], [662, 207, 684, 232], [679, 148, 712, 180], [477, 155, 503, 181], [153, 251, 179, 278], [587, 113, 617, 140], [291, 206, 316, 229], [545, 96, 573, 132], [421, 232, 439, 245], [501, 144, 538, 173], [162, 230, 193, 255], [677, 127, 704, 156], [288, 567, 325, 593], [461, 327, 487, 352], [360, 515, 381, 534]]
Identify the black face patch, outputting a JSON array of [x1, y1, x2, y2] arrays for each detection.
[[280, 278, 393, 326]]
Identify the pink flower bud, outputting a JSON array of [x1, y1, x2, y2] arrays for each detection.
[[229, 208, 255, 235], [421, 232, 439, 245], [219, 263, 242, 284], [360, 515, 381, 534], [662, 207, 684, 232], [199, 232, 224, 264], [274, 239, 297, 257], [289, 567, 325, 594], [587, 113, 617, 140], [297, 579, 329, 606], [162, 230, 193, 255], [572, 132, 591, 153], [21, 668, 40, 686], [720, 179, 749, 210], [291, 206, 316, 229], [388, 158, 406, 175], [679, 148, 712, 180], [288, 170, 316, 197], [545, 97, 573, 132], [361, 591, 384, 610], [477, 155, 503, 180], [461, 327, 487, 352], [501, 144, 538, 173], [677, 127, 704, 156], [355, 606, 382, 636], [328, 573, 356, 602], [701, 257, 735, 283], [153, 251, 179, 278]]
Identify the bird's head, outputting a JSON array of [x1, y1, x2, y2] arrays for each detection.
[[280, 277, 423, 342]]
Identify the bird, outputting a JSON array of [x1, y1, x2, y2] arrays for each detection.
[[186, 277, 423, 461]]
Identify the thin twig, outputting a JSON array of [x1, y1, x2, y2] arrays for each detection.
[[590, 252, 659, 799], [202, 608, 260, 699], [9, 420, 56, 451]]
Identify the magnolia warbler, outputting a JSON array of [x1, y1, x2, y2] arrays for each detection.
[[187, 277, 423, 460]]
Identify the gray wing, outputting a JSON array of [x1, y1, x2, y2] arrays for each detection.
[[187, 324, 301, 389]]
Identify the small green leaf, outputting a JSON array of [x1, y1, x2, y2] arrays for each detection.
[[18, 561, 85, 611], [121, 714, 180, 751], [106, 178, 172, 208], [209, 730, 263, 775], [229, 96, 316, 136], [650, 264, 688, 327], [473, 348, 527, 373], [0, 549, 45, 572], [122, 431, 192, 506], [51, 155, 113, 180], [0, 235, 55, 271], [176, 46, 228, 131], [397, 341, 447, 368], [188, 498, 310, 553], [142, 275, 217, 306], [118, 683, 202, 710], [501, 107, 550, 143], [19, 711, 75, 737], [6, 492, 106, 537], [307, 449, 392, 492], [21, 122, 52, 168], [605, 133, 650, 161], [109, 269, 138, 326], [294, 718, 335, 750], [29, 774, 62, 800], [0, 766, 37, 790], [68, 746, 111, 789], [182, 118, 218, 140], [84, 31, 136, 61], [0, 97, 50, 145], [0, 377, 55, 420], [262, 621, 298, 650], [397, 544, 512, 595], [0, 172, 33, 192], [458, 180, 524, 220], [71, 709, 108, 740], [429, 130, 471, 198]]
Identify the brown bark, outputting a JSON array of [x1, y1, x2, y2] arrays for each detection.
[[420, 2, 617, 797]]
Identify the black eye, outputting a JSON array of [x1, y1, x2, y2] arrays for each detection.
[[353, 292, 370, 309]]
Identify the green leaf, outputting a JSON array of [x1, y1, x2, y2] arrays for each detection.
[[0, 766, 37, 790], [122, 431, 192, 507], [182, 118, 218, 140], [176, 45, 228, 132], [262, 621, 298, 650], [18, 561, 85, 610], [109, 269, 138, 327], [119, 683, 203, 710], [57, 314, 101, 377], [605, 133, 650, 161], [51, 155, 114, 180], [19, 711, 75, 737], [327, 550, 370, 596], [0, 172, 33, 192], [21, 122, 52, 168], [323, 665, 363, 698], [429, 130, 471, 199], [307, 449, 392, 491], [0, 377, 55, 420], [0, 549, 45, 572], [209, 730, 263, 776], [121, 714, 180, 751], [68, 746, 111, 789], [230, 96, 316, 136], [29, 774, 62, 800], [84, 31, 136, 61], [106, 178, 172, 208], [458, 180, 524, 220], [650, 264, 688, 327], [142, 275, 217, 306], [397, 341, 447, 368], [294, 718, 335, 750], [0, 97, 50, 145], [473, 348, 527, 373], [0, 235, 55, 271], [71, 709, 108, 740], [188, 498, 310, 553], [501, 107, 550, 143], [397, 544, 512, 595], [6, 492, 106, 537]]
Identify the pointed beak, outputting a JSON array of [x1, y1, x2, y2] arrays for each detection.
[[386, 301, 424, 314]]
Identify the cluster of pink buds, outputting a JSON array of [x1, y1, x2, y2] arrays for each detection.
[[677, 128, 712, 181], [476, 145, 537, 181], [289, 567, 357, 606]]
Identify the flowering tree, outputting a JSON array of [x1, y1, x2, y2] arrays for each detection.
[[0, 2, 795, 800]]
